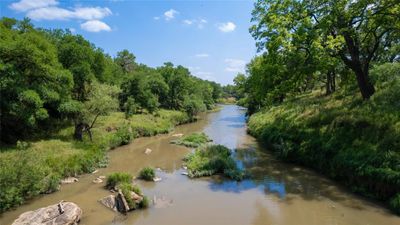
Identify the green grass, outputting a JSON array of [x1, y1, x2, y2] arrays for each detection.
[[138, 167, 156, 181], [0, 110, 190, 213], [170, 132, 212, 148], [184, 145, 246, 181], [247, 78, 400, 213], [106, 172, 133, 189]]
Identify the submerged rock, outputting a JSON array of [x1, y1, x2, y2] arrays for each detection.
[[12, 201, 82, 225], [92, 177, 103, 184], [144, 148, 152, 154], [60, 177, 79, 184], [153, 177, 162, 182], [181, 171, 189, 176], [152, 195, 173, 208]]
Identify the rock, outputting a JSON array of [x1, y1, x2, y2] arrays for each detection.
[[100, 190, 144, 214], [98, 175, 106, 179], [153, 195, 173, 208], [60, 177, 78, 184], [153, 177, 162, 182], [91, 170, 98, 174], [181, 172, 189, 176], [116, 190, 130, 213], [144, 148, 152, 154], [130, 191, 143, 203], [172, 133, 184, 137], [99, 195, 118, 212], [92, 178, 103, 184], [12, 201, 82, 225], [182, 166, 188, 170]]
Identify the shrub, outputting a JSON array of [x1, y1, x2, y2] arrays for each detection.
[[138, 167, 155, 181], [390, 194, 400, 215], [106, 172, 132, 189], [171, 132, 212, 148]]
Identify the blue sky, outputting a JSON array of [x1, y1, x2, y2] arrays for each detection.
[[0, 0, 257, 85]]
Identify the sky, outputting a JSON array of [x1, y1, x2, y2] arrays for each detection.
[[0, 0, 257, 85]]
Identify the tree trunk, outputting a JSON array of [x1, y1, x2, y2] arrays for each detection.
[[341, 32, 376, 99], [74, 123, 85, 141], [325, 70, 336, 95], [354, 68, 375, 99]]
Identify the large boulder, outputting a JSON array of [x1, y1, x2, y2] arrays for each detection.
[[12, 202, 82, 225]]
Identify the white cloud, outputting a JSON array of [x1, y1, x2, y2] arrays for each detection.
[[26, 6, 112, 21], [195, 53, 209, 58], [218, 22, 236, 32], [9, 0, 58, 12], [69, 28, 76, 33], [225, 58, 246, 72], [153, 16, 160, 20], [164, 9, 178, 21], [183, 18, 207, 29], [80, 20, 111, 32], [183, 19, 193, 25]]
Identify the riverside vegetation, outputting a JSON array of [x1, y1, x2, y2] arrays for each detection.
[[170, 132, 212, 148], [232, 0, 400, 214], [0, 17, 224, 213], [171, 133, 246, 181]]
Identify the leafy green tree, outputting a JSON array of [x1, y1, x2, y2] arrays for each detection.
[[251, 0, 400, 99], [158, 63, 191, 109], [183, 95, 206, 121], [115, 49, 136, 73], [0, 19, 73, 143], [60, 83, 120, 141]]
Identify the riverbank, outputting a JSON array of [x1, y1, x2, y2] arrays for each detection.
[[0, 110, 190, 213], [247, 90, 400, 214]]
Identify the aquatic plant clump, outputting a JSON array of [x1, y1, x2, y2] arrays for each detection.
[[170, 132, 212, 148], [183, 145, 246, 181], [106, 172, 133, 189], [105, 172, 149, 210], [138, 167, 156, 181]]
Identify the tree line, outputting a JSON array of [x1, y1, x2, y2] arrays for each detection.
[[0, 17, 223, 144], [234, 0, 399, 114]]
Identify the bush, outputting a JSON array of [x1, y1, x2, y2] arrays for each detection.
[[106, 172, 133, 189], [184, 145, 245, 181], [390, 194, 400, 214], [138, 167, 155, 181], [170, 132, 212, 148]]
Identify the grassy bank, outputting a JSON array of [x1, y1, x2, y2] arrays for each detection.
[[247, 85, 400, 213], [0, 110, 189, 213]]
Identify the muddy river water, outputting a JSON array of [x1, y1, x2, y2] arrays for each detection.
[[1, 105, 399, 225]]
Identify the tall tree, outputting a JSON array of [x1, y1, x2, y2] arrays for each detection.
[[251, 0, 400, 99], [0, 19, 73, 143], [114, 49, 136, 73]]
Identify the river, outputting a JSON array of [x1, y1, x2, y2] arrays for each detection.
[[1, 105, 399, 225]]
